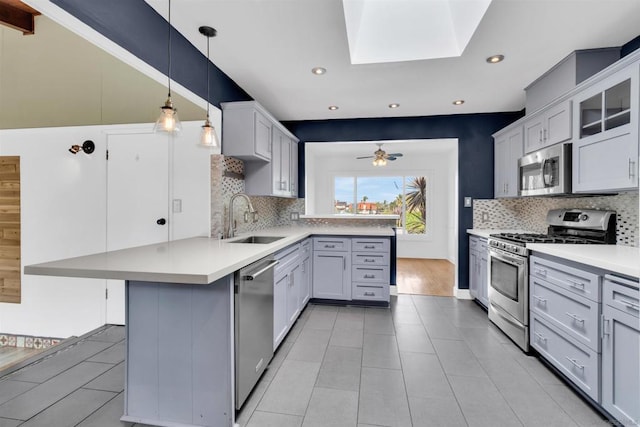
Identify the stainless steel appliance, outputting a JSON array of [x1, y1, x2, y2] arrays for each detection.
[[235, 255, 278, 409], [518, 144, 571, 196], [488, 209, 616, 352]]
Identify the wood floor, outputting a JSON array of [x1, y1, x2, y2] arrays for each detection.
[[0, 347, 42, 372], [396, 258, 455, 296]]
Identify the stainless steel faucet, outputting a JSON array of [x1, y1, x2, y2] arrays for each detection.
[[228, 193, 257, 238]]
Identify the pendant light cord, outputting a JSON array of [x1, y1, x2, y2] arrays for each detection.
[[167, 0, 172, 98], [206, 34, 210, 119]]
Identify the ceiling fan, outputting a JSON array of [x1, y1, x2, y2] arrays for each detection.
[[356, 143, 403, 166]]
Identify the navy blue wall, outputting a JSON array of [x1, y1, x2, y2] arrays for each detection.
[[621, 35, 640, 57], [283, 112, 523, 290], [51, 0, 252, 107]]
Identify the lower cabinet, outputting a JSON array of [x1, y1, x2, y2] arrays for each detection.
[[299, 239, 311, 308], [468, 235, 488, 307], [273, 243, 301, 350], [601, 275, 640, 426]]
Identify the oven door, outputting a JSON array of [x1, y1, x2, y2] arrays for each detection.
[[488, 247, 528, 325]]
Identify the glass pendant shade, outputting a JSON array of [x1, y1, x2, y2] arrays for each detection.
[[154, 97, 182, 133], [200, 117, 219, 147]]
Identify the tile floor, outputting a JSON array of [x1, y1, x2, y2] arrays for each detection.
[[0, 295, 609, 427]]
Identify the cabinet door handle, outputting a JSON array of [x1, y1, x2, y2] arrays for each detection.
[[364, 245, 375, 249], [601, 314, 610, 338], [565, 357, 585, 370], [532, 295, 547, 304], [566, 279, 585, 289], [343, 257, 346, 270], [619, 299, 640, 311], [364, 291, 375, 296], [629, 158, 636, 180], [324, 244, 335, 249], [539, 129, 542, 143], [534, 332, 547, 342], [534, 268, 547, 277], [363, 274, 375, 279], [565, 312, 584, 323], [364, 259, 375, 263], [543, 128, 547, 141]]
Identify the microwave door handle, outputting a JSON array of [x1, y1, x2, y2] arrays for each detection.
[[540, 158, 549, 187]]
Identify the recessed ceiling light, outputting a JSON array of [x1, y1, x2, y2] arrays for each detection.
[[312, 67, 327, 75], [486, 54, 504, 64], [328, 105, 339, 110], [452, 99, 465, 105], [388, 103, 400, 109]]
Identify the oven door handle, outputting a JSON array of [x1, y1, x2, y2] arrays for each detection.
[[489, 248, 525, 266]]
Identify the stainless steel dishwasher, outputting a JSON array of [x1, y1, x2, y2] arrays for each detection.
[[235, 255, 278, 409]]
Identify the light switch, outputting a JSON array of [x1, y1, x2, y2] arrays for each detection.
[[172, 199, 182, 213], [464, 197, 472, 208]]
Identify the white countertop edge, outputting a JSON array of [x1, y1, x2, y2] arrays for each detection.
[[466, 229, 534, 239], [300, 214, 399, 220], [25, 226, 395, 285], [527, 243, 640, 280]]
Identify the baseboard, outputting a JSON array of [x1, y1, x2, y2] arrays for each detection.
[[455, 289, 472, 299]]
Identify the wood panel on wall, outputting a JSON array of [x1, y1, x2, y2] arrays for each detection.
[[0, 157, 20, 303]]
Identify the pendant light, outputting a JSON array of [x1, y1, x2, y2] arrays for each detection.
[[199, 25, 219, 147], [154, 0, 182, 133]]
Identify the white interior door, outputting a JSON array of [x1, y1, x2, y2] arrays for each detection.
[[106, 130, 170, 324]]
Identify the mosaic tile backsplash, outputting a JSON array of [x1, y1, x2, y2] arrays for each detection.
[[0, 333, 61, 350], [472, 192, 639, 246]]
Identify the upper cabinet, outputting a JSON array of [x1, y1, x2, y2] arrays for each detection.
[[523, 100, 572, 154], [494, 125, 523, 198], [572, 63, 639, 193], [222, 101, 299, 198], [221, 102, 273, 161]]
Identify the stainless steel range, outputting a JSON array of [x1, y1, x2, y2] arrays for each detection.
[[487, 209, 616, 352]]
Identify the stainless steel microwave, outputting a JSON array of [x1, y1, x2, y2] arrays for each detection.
[[518, 144, 571, 196]]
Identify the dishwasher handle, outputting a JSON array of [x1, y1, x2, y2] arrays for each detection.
[[243, 260, 279, 281]]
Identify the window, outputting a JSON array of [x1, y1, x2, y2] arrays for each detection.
[[333, 175, 429, 235]]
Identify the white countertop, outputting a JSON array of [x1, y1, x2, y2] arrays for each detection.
[[300, 214, 399, 220], [527, 243, 640, 280], [24, 226, 395, 285]]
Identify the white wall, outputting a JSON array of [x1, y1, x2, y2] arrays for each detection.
[[306, 139, 457, 259], [0, 119, 217, 338]]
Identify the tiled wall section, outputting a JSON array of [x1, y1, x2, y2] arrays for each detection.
[[472, 192, 639, 246], [0, 333, 61, 349], [299, 217, 397, 228], [211, 156, 306, 237]]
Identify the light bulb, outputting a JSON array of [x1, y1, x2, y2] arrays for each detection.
[[154, 98, 182, 133], [200, 121, 219, 147]]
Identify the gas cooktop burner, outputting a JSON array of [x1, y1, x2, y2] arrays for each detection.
[[490, 233, 606, 245]]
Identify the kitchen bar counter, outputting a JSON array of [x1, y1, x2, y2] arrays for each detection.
[[25, 226, 395, 285], [527, 243, 640, 280]]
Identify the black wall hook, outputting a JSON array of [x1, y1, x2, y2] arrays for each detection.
[[69, 140, 95, 155]]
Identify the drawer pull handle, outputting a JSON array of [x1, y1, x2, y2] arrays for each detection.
[[534, 268, 548, 276], [534, 332, 547, 342], [324, 244, 336, 248], [363, 274, 375, 279], [364, 245, 375, 249], [364, 292, 375, 296], [532, 295, 547, 304], [566, 279, 585, 289], [619, 299, 640, 311], [565, 312, 584, 323], [364, 259, 375, 263], [565, 357, 585, 370]]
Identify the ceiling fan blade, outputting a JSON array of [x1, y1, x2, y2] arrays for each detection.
[[356, 156, 375, 159], [387, 156, 397, 161], [387, 153, 403, 157]]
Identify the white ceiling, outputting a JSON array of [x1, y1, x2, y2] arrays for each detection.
[[145, 0, 640, 122]]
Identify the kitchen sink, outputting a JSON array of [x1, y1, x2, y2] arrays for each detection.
[[228, 236, 285, 244]]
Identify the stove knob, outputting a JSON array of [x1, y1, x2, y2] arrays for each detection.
[[580, 214, 589, 221]]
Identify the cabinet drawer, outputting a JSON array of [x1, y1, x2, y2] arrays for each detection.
[[604, 275, 640, 319], [351, 266, 389, 283], [469, 236, 479, 250], [530, 277, 600, 351], [313, 237, 350, 252], [352, 253, 389, 266], [352, 238, 389, 252], [530, 255, 601, 302], [353, 284, 389, 301], [531, 315, 599, 402]]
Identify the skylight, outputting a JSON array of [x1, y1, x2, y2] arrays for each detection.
[[342, 0, 492, 64]]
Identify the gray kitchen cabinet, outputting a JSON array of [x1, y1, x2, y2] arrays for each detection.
[[493, 125, 523, 198], [312, 237, 351, 300], [601, 275, 640, 426], [299, 239, 311, 308], [572, 62, 639, 193], [351, 237, 390, 303], [221, 101, 272, 161], [523, 100, 572, 154], [273, 244, 301, 350], [468, 235, 488, 307]]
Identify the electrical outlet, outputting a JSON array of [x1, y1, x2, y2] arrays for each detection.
[[464, 197, 472, 208], [172, 199, 182, 213], [482, 212, 489, 222], [290, 211, 300, 221]]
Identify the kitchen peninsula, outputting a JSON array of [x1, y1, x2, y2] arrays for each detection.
[[24, 226, 394, 427]]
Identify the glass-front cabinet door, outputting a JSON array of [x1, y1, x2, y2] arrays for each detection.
[[572, 62, 639, 193]]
